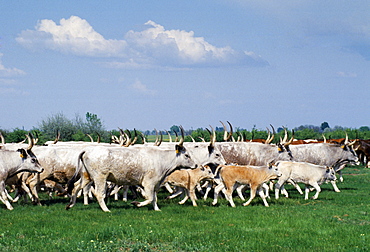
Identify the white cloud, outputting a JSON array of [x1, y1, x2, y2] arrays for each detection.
[[130, 79, 157, 95], [336, 71, 357, 78], [17, 16, 268, 67], [0, 53, 26, 77]]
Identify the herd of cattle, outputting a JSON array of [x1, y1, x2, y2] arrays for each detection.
[[0, 124, 369, 212]]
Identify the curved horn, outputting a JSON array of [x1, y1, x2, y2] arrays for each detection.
[[344, 132, 349, 145], [198, 137, 205, 142], [282, 126, 288, 143], [165, 130, 172, 143], [96, 132, 101, 143], [154, 129, 159, 146], [174, 130, 179, 142], [53, 130, 60, 144], [178, 126, 185, 147], [189, 135, 195, 143], [86, 134, 94, 143], [141, 132, 147, 144], [208, 125, 216, 146], [155, 130, 163, 146], [26, 133, 34, 150], [131, 129, 138, 145], [220, 121, 228, 141], [227, 121, 233, 141], [265, 127, 271, 144], [322, 134, 327, 143], [284, 129, 294, 146], [123, 131, 131, 147]]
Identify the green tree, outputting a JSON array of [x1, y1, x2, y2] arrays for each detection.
[[320, 122, 330, 132]]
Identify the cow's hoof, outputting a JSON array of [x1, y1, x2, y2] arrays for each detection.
[[131, 201, 140, 207]]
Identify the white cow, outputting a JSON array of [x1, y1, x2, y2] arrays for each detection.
[[274, 161, 337, 200], [66, 141, 196, 212], [0, 136, 44, 210]]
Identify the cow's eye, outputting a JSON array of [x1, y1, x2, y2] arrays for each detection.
[[185, 154, 190, 159], [31, 159, 35, 163]]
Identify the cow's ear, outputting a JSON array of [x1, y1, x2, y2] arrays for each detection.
[[175, 144, 184, 154], [17, 149, 27, 159], [208, 145, 214, 154]]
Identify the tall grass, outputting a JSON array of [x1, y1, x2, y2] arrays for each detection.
[[0, 166, 369, 251]]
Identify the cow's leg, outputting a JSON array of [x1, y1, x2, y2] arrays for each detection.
[[330, 181, 340, 193], [203, 183, 213, 200], [164, 182, 174, 194], [287, 179, 303, 195], [224, 183, 236, 208], [188, 187, 198, 206], [93, 178, 110, 212], [274, 179, 284, 199], [131, 181, 160, 211], [178, 188, 189, 205], [261, 183, 270, 199], [121, 185, 129, 202], [236, 184, 246, 201], [212, 183, 224, 205], [310, 182, 321, 200], [83, 182, 93, 205], [242, 185, 257, 206], [167, 187, 184, 199], [0, 182, 13, 210], [258, 187, 269, 207], [66, 174, 93, 210]]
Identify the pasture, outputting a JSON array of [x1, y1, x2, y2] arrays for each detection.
[[0, 166, 369, 251]]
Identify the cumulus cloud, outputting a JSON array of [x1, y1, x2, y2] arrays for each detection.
[[0, 53, 25, 77], [16, 16, 268, 67]]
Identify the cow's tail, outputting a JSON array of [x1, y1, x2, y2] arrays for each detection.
[[67, 151, 85, 195]]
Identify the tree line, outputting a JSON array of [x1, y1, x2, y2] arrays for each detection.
[[1, 112, 369, 145]]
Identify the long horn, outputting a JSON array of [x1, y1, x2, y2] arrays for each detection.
[[322, 134, 327, 143], [198, 137, 205, 142], [282, 126, 288, 143], [53, 130, 60, 144], [227, 121, 233, 141], [207, 125, 216, 147], [166, 130, 172, 143], [155, 131, 163, 146], [141, 132, 147, 144], [178, 126, 185, 147], [154, 129, 159, 146], [96, 132, 101, 143], [265, 127, 271, 144], [220, 121, 228, 141], [131, 129, 138, 145], [86, 134, 94, 143], [26, 133, 34, 150], [174, 131, 179, 142], [269, 124, 276, 143], [189, 135, 195, 142], [344, 132, 349, 145], [284, 129, 294, 146]]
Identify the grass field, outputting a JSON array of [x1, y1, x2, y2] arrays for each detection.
[[0, 166, 369, 251]]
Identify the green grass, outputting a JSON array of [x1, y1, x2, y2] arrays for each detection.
[[0, 166, 369, 251]]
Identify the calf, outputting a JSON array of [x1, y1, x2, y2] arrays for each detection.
[[274, 161, 336, 200], [164, 165, 214, 206], [213, 163, 281, 207]]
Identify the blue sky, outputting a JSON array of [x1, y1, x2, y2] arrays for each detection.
[[1, 1, 369, 131]]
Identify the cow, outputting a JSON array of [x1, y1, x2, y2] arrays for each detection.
[[163, 165, 214, 206], [212, 163, 282, 207], [353, 139, 370, 168], [274, 161, 337, 200], [66, 140, 197, 212], [215, 142, 293, 166], [0, 135, 43, 210], [285, 139, 359, 192]]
